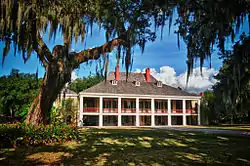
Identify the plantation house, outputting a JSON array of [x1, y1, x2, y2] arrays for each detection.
[[78, 66, 201, 127]]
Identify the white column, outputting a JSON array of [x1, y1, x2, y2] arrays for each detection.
[[118, 97, 122, 127], [168, 99, 171, 126], [183, 100, 186, 126], [151, 98, 155, 127], [79, 96, 84, 127], [99, 97, 103, 127], [198, 100, 201, 125], [136, 98, 140, 127]]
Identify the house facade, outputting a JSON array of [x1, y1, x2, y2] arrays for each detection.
[[78, 66, 201, 127]]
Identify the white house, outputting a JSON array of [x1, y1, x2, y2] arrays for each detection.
[[78, 66, 201, 127]]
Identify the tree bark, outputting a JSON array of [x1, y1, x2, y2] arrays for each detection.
[[25, 35, 127, 126], [25, 58, 72, 125]]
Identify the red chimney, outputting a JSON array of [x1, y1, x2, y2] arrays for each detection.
[[146, 68, 150, 82], [115, 65, 120, 81]]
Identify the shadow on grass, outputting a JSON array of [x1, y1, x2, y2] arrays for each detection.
[[1, 128, 250, 166]]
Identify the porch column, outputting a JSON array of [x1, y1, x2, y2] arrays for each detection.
[[136, 98, 140, 127], [99, 97, 103, 127], [183, 100, 186, 126], [79, 96, 83, 127], [118, 97, 122, 126], [198, 100, 201, 125], [151, 98, 155, 127], [168, 99, 172, 126]]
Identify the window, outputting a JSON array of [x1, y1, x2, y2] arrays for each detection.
[[112, 100, 117, 108], [155, 101, 159, 109], [135, 81, 140, 86], [145, 101, 148, 108], [176, 100, 182, 109], [157, 81, 162, 87], [112, 80, 117, 85], [164, 102, 168, 109], [155, 116, 168, 126], [124, 101, 127, 108], [103, 116, 118, 126], [140, 116, 151, 126], [122, 116, 136, 126], [103, 99, 111, 108]]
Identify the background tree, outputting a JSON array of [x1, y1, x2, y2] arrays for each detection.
[[69, 75, 104, 93], [177, 0, 249, 73], [201, 35, 250, 125], [213, 35, 250, 124], [0, 69, 42, 118]]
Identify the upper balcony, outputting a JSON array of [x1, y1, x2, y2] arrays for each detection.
[[139, 99, 151, 113], [122, 99, 136, 113], [103, 98, 118, 113], [155, 100, 168, 114], [83, 97, 99, 113]]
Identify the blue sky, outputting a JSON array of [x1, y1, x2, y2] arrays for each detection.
[[0, 17, 248, 78]]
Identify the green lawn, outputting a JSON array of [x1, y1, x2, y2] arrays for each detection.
[[182, 125, 250, 131], [1, 128, 250, 166]]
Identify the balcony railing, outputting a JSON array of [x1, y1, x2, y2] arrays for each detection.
[[186, 109, 197, 114], [171, 109, 183, 114], [155, 109, 168, 113], [139, 108, 151, 113], [122, 108, 136, 113], [103, 108, 118, 113], [83, 107, 99, 113]]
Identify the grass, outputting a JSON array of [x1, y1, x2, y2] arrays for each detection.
[[1, 128, 250, 165], [182, 125, 250, 131]]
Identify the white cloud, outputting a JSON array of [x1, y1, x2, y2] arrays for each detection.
[[135, 66, 218, 93], [71, 71, 78, 81]]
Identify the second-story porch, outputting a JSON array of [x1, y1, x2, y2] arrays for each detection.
[[80, 95, 201, 127]]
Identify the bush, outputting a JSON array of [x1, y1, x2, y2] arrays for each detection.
[[0, 123, 79, 148]]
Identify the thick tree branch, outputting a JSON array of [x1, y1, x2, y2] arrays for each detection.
[[36, 33, 53, 62], [72, 37, 128, 69], [35, 48, 49, 67]]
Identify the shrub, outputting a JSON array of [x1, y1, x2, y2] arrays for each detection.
[[0, 123, 79, 148], [19, 104, 30, 122]]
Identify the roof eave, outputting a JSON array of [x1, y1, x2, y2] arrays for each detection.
[[79, 92, 201, 99]]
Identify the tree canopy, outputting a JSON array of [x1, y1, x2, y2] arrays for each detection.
[[201, 35, 250, 124], [69, 75, 104, 93], [0, 69, 42, 117], [0, 0, 173, 73]]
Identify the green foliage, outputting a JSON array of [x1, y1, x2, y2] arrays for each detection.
[[50, 106, 60, 125], [214, 36, 250, 123], [0, 123, 79, 148], [18, 104, 30, 122], [0, 0, 170, 74], [177, 0, 249, 78], [203, 35, 250, 124], [1, 0, 250, 83], [56, 98, 78, 125], [69, 75, 104, 93], [201, 91, 226, 125], [0, 69, 42, 117]]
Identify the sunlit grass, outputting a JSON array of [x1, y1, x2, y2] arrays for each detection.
[[183, 125, 250, 131], [1, 128, 250, 165]]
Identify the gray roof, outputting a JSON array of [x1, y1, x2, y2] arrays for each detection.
[[81, 72, 198, 97]]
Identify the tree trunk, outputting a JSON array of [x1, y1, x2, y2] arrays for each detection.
[[25, 57, 72, 125]]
